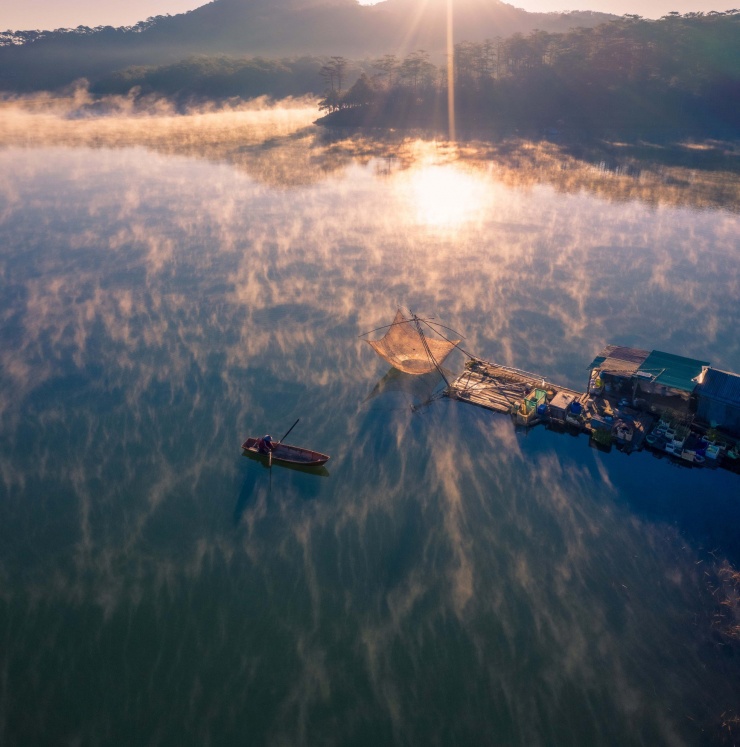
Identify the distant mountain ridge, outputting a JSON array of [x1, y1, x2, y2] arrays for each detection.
[[0, 0, 617, 91]]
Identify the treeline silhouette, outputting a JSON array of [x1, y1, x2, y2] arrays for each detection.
[[319, 12, 740, 138], [92, 55, 326, 102], [0, 18, 180, 91], [0, 0, 615, 93]]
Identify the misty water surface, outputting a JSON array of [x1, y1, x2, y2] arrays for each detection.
[[1, 97, 740, 746]]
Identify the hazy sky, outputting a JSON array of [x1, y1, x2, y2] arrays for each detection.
[[2, 0, 733, 30], [2, 1, 204, 31]]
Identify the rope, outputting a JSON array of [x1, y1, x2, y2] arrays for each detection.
[[412, 313, 451, 388], [358, 314, 441, 338], [421, 318, 467, 340], [417, 317, 478, 361]]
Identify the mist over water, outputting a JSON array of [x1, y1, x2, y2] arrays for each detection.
[[1, 101, 740, 746]]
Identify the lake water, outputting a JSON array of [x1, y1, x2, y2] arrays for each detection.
[[1, 100, 740, 746]]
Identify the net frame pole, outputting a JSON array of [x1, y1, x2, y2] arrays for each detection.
[[418, 318, 477, 362], [412, 313, 451, 388]]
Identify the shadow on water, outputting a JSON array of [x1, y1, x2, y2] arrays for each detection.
[[619, 450, 740, 569], [233, 456, 330, 525], [536, 419, 740, 568], [515, 420, 740, 568], [232, 471, 257, 526], [364, 367, 450, 410]]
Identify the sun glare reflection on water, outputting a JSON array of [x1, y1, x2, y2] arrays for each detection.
[[404, 164, 491, 228]]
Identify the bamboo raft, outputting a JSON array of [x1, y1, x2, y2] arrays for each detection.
[[447, 358, 586, 415]]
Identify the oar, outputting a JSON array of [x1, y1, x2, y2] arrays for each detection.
[[278, 418, 300, 445], [268, 418, 299, 474]]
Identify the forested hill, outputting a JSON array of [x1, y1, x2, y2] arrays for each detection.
[[0, 0, 615, 92]]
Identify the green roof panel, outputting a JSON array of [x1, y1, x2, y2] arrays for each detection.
[[636, 350, 710, 392]]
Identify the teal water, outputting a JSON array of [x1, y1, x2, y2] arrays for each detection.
[[1, 111, 740, 745]]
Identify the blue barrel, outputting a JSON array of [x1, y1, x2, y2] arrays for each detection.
[[537, 403, 548, 416]]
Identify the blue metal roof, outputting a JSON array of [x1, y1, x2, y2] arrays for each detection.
[[697, 368, 740, 406]]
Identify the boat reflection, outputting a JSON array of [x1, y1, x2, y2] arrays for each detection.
[[241, 448, 331, 477]]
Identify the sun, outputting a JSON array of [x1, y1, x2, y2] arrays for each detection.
[[405, 164, 490, 228]]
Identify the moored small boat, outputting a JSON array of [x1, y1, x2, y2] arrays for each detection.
[[241, 437, 330, 467]]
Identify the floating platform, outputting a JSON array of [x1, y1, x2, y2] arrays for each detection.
[[448, 358, 585, 415], [446, 356, 731, 463]]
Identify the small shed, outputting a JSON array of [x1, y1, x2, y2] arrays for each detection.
[[549, 391, 576, 423], [695, 367, 740, 437], [516, 388, 548, 425]]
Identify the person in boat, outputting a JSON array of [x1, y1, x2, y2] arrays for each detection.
[[257, 434, 276, 454]]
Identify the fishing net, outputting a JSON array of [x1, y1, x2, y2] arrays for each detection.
[[366, 310, 459, 375]]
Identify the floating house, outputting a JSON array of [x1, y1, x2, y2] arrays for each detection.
[[588, 345, 709, 417], [694, 367, 740, 438], [634, 349, 710, 402]]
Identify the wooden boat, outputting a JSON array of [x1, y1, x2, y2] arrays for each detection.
[[241, 437, 330, 467]]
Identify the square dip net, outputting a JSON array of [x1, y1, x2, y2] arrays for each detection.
[[366, 310, 460, 375]]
